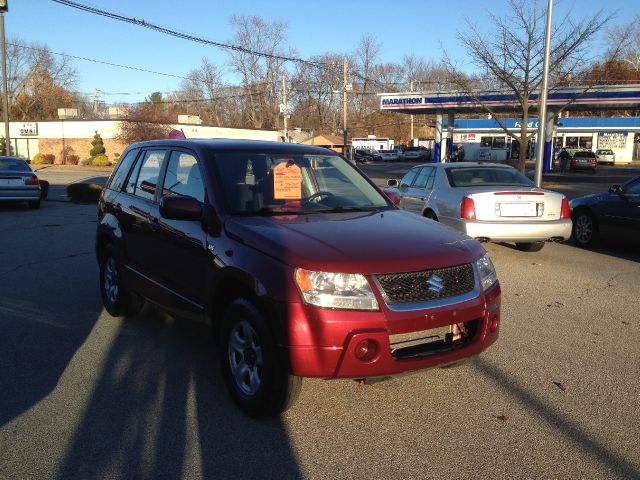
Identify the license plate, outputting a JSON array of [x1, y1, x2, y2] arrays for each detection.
[[0, 178, 22, 187], [499, 202, 537, 217]]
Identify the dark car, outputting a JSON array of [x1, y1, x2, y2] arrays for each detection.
[[0, 156, 41, 209], [570, 175, 640, 247], [569, 150, 597, 173], [96, 139, 501, 417]]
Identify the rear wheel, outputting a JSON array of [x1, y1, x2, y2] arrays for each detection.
[[515, 242, 545, 252], [99, 244, 144, 317], [220, 298, 302, 417], [424, 210, 438, 221], [572, 210, 599, 247]]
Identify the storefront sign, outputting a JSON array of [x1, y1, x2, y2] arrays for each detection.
[[19, 123, 38, 136], [597, 132, 627, 149]]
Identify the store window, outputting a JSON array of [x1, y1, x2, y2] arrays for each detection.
[[492, 137, 506, 149], [578, 137, 593, 149], [480, 136, 492, 147], [566, 137, 578, 148]]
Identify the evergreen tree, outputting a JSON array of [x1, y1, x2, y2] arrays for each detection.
[[90, 131, 106, 157]]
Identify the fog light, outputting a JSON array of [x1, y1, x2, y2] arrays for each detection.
[[354, 339, 379, 362], [490, 314, 499, 333]]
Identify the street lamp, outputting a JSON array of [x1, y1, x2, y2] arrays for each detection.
[[0, 0, 9, 154]]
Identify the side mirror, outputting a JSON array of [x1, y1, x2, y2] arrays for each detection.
[[160, 195, 202, 220], [387, 179, 399, 187], [383, 189, 401, 207], [608, 184, 623, 195]]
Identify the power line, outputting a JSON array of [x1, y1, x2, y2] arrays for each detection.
[[51, 0, 328, 68], [8, 42, 190, 80]]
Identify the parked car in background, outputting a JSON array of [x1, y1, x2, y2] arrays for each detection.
[[404, 146, 430, 162], [595, 149, 615, 165], [97, 140, 501, 417], [353, 149, 370, 163], [570, 175, 640, 247], [570, 150, 598, 173], [378, 149, 403, 162], [0, 156, 41, 209], [385, 162, 572, 252]]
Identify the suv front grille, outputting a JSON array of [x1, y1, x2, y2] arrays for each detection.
[[374, 263, 475, 305]]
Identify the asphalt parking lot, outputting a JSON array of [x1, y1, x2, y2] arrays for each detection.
[[0, 164, 639, 479]]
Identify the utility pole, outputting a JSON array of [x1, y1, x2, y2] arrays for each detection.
[[282, 74, 288, 142], [410, 79, 414, 142], [0, 1, 10, 151], [534, 0, 554, 188], [343, 56, 348, 157]]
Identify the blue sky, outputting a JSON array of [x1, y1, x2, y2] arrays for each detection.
[[7, 0, 640, 103]]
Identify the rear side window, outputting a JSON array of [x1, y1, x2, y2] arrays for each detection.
[[126, 149, 166, 201], [413, 166, 435, 189], [162, 151, 205, 203], [108, 148, 139, 192]]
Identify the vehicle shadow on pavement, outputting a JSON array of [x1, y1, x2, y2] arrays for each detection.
[[470, 357, 640, 479], [493, 241, 640, 264], [55, 306, 301, 480]]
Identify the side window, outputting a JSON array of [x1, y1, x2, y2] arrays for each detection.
[[413, 167, 435, 189], [108, 148, 139, 192], [400, 167, 420, 189], [126, 149, 165, 201], [162, 151, 205, 203]]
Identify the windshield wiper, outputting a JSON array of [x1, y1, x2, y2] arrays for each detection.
[[313, 206, 382, 213]]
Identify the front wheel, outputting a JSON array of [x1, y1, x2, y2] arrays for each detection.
[[515, 242, 545, 252], [220, 298, 302, 417], [572, 210, 599, 247]]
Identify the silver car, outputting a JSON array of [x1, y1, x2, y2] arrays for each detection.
[[0, 156, 41, 209], [386, 162, 572, 252], [595, 149, 615, 165]]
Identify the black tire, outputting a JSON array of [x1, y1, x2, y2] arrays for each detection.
[[424, 210, 438, 221], [99, 244, 144, 317], [220, 298, 302, 417], [28, 200, 41, 209], [572, 210, 599, 248], [515, 242, 545, 252]]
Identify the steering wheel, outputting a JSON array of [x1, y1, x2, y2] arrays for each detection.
[[306, 191, 335, 203]]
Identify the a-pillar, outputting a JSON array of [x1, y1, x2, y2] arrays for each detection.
[[446, 112, 455, 162], [542, 111, 556, 173], [433, 111, 443, 163]]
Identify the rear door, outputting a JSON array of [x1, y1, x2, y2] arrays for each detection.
[[597, 178, 640, 243], [398, 166, 420, 211], [118, 148, 168, 293], [402, 166, 436, 215]]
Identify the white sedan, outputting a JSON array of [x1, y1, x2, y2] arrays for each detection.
[[385, 162, 572, 252]]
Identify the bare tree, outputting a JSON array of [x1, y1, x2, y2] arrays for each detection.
[[352, 34, 383, 116], [227, 15, 291, 129], [608, 16, 640, 72], [5, 39, 77, 120], [115, 103, 173, 145], [443, 0, 616, 171]]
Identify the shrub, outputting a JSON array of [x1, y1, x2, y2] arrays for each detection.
[[91, 154, 110, 167], [80, 157, 92, 166], [44, 154, 55, 164], [32, 153, 47, 165], [90, 131, 106, 157], [113, 152, 121, 162], [66, 183, 103, 203], [67, 154, 80, 165], [0, 137, 6, 156]]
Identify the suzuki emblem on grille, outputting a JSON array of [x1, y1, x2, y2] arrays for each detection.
[[427, 274, 445, 294]]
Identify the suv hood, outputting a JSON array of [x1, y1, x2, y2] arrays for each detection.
[[225, 210, 484, 274]]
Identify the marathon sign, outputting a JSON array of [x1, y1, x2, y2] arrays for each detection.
[[598, 131, 627, 149], [381, 96, 425, 108]]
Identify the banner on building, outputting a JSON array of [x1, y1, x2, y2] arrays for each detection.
[[598, 132, 627, 149]]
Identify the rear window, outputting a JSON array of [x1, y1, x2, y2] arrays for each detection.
[[446, 167, 533, 187], [573, 151, 595, 158], [0, 158, 31, 172]]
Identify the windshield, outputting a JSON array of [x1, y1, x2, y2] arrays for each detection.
[[446, 167, 534, 188], [596, 149, 613, 155], [213, 152, 391, 215], [0, 158, 31, 172]]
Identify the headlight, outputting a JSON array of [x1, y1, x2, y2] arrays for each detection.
[[476, 252, 498, 291], [294, 268, 379, 310]]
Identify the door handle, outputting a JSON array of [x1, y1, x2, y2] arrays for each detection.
[[420, 197, 425, 201]]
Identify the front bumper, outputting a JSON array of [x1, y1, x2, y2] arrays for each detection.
[[282, 283, 500, 378], [463, 218, 572, 242]]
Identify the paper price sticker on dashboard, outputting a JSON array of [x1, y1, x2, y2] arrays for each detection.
[[273, 161, 302, 199]]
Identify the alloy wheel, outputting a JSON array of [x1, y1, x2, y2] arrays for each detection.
[[103, 256, 119, 305], [228, 319, 263, 396], [574, 215, 593, 244]]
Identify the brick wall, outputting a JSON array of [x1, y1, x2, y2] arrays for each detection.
[[38, 138, 128, 164]]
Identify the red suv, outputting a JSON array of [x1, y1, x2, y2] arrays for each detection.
[[97, 140, 501, 417]]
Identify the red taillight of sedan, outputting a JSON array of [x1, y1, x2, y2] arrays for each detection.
[[461, 196, 476, 220], [560, 196, 571, 219], [24, 175, 39, 186]]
